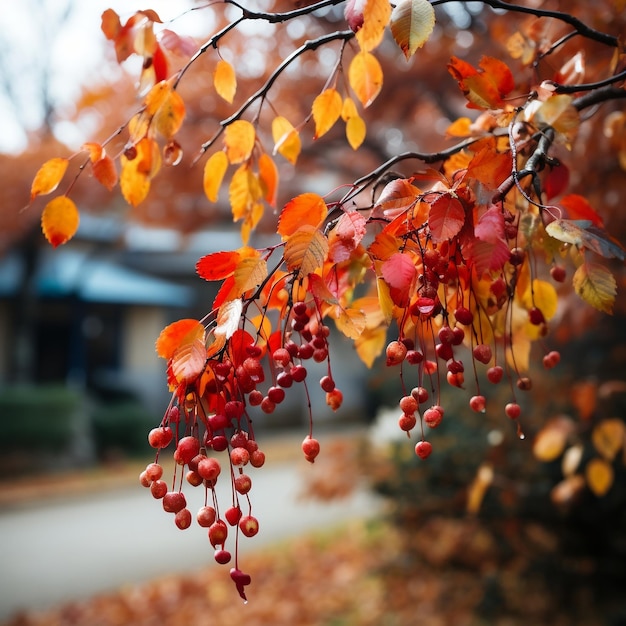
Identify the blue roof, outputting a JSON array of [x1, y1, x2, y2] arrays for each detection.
[[0, 248, 194, 307]]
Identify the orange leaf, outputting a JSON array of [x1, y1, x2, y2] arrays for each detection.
[[92, 154, 118, 191], [278, 192, 328, 238], [214, 59, 237, 104], [532, 415, 575, 462], [31, 157, 69, 201], [428, 195, 465, 242], [258, 153, 278, 207], [559, 194, 605, 227], [203, 151, 229, 202], [171, 337, 207, 385], [82, 142, 103, 162], [312, 88, 343, 139], [224, 120, 256, 164], [144, 80, 171, 116], [153, 88, 186, 139], [571, 380, 597, 420], [155, 319, 205, 360], [592, 419, 625, 461], [389, 0, 436, 60], [196, 250, 242, 281], [284, 226, 329, 277], [466, 145, 511, 190], [41, 196, 80, 248], [356, 0, 391, 52], [585, 457, 614, 497], [272, 116, 301, 165], [349, 51, 383, 108]]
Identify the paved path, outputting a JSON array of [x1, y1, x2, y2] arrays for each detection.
[[0, 442, 380, 620]]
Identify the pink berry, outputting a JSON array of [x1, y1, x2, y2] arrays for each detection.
[[208, 520, 228, 547], [230, 446, 250, 467], [145, 462, 163, 482], [415, 441, 433, 459], [399, 395, 418, 415], [543, 350, 561, 369], [197, 457, 221, 482], [150, 480, 168, 499]]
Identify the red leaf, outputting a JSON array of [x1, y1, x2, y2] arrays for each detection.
[[474, 204, 505, 243], [328, 211, 367, 262], [156, 319, 205, 360], [559, 194, 604, 228], [428, 195, 465, 242], [228, 329, 257, 367], [544, 162, 570, 200], [382, 252, 416, 307], [152, 44, 169, 83], [196, 250, 241, 281]]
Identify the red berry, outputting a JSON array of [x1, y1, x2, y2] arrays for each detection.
[[302, 436, 320, 462], [543, 350, 561, 369], [406, 349, 424, 364], [230, 446, 250, 467], [298, 343, 314, 360], [242, 357, 265, 383], [272, 348, 292, 367], [446, 371, 464, 388], [214, 549, 231, 565], [550, 265, 566, 282], [175, 508, 192, 530], [473, 344, 493, 364], [139, 471, 151, 488], [291, 364, 308, 382], [424, 360, 438, 375], [148, 426, 173, 449], [163, 491, 186, 514], [469, 395, 486, 413], [415, 441, 433, 459], [261, 397, 276, 414], [239, 515, 260, 537], [528, 307, 545, 326], [509, 247, 525, 265], [208, 520, 228, 547], [423, 406, 444, 428], [411, 386, 429, 404], [211, 435, 228, 452], [277, 371, 293, 388], [197, 457, 221, 482], [225, 506, 242, 526], [145, 463, 163, 482], [436, 342, 454, 361], [454, 306, 473, 326], [197, 506, 216, 528], [446, 359, 464, 374], [451, 327, 465, 346], [386, 340, 407, 366], [230, 430, 249, 448], [326, 388, 343, 411], [186, 470, 203, 487], [234, 474, 252, 494], [293, 301, 308, 316], [248, 389, 264, 406], [438, 326, 455, 345], [487, 365, 504, 384], [174, 436, 200, 466], [267, 386, 286, 404], [505, 402, 522, 420], [398, 413, 417, 431], [250, 449, 266, 468], [208, 413, 229, 431], [320, 375, 336, 392], [224, 400, 244, 420], [516, 377, 532, 391], [399, 395, 418, 415], [150, 480, 168, 499], [313, 347, 328, 362]]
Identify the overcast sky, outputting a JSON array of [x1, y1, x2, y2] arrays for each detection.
[[0, 0, 199, 154]]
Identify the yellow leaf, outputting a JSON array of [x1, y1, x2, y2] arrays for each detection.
[[466, 464, 494, 514], [334, 306, 367, 340], [585, 457, 614, 497], [258, 153, 278, 207], [354, 325, 387, 367], [356, 0, 391, 52], [390, 0, 436, 60], [120, 137, 160, 207], [532, 415, 575, 462], [82, 142, 103, 162], [153, 88, 185, 139], [530, 94, 579, 144], [272, 116, 301, 165], [203, 151, 229, 202], [229, 163, 263, 221], [312, 88, 343, 139], [592, 418, 625, 461], [349, 51, 383, 108], [346, 115, 366, 150], [31, 158, 69, 201], [213, 59, 237, 104], [284, 226, 329, 277], [144, 80, 170, 116], [233, 255, 268, 296], [224, 120, 256, 164], [522, 278, 558, 320], [41, 196, 80, 248], [573, 262, 616, 314]]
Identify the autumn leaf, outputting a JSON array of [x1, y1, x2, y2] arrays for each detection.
[[196, 249, 243, 281], [82, 142, 103, 162], [532, 415, 575, 462], [572, 262, 617, 314], [284, 226, 329, 277], [153, 87, 186, 139], [144, 80, 170, 116], [381, 252, 417, 307], [592, 419, 625, 461], [373, 178, 421, 219], [529, 94, 579, 144], [522, 279, 558, 321], [328, 211, 367, 263], [559, 194, 604, 227], [258, 153, 278, 207], [224, 120, 256, 164], [214, 298, 244, 347], [92, 154, 118, 190], [229, 163, 263, 221], [585, 457, 614, 497], [312, 88, 343, 139], [171, 336, 207, 385], [278, 192, 328, 238], [428, 195, 465, 242], [545, 219, 626, 260], [31, 157, 69, 201], [156, 319, 205, 360], [334, 306, 367, 340], [203, 151, 229, 202], [349, 51, 383, 108], [341, 97, 366, 149], [390, 0, 436, 60], [120, 138, 160, 206], [272, 116, 301, 165], [447, 55, 515, 110], [41, 196, 80, 248], [214, 59, 237, 104], [233, 255, 268, 296], [355, 0, 391, 52], [466, 145, 511, 190]]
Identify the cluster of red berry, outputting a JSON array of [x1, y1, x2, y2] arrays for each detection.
[[140, 300, 338, 600]]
